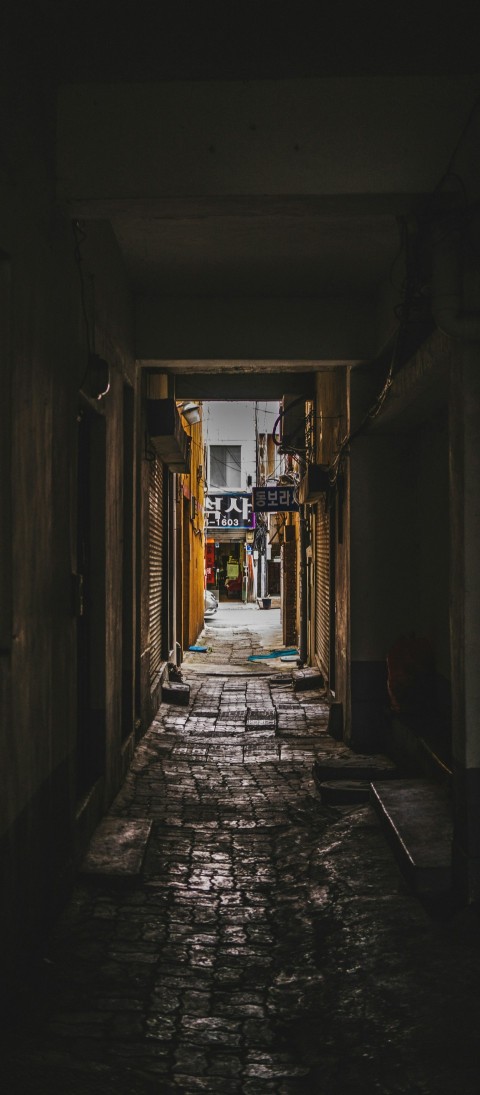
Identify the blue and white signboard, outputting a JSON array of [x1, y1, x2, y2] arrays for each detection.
[[205, 493, 254, 529], [252, 486, 299, 513]]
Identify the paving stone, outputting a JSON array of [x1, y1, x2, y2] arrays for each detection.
[[174, 1076, 242, 1093], [173, 1044, 209, 1073], [6, 612, 480, 1095]]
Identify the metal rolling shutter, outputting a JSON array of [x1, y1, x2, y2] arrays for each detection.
[[315, 501, 330, 681], [148, 455, 164, 684]]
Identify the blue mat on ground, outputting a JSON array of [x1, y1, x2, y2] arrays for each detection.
[[189, 645, 208, 652], [248, 648, 299, 661]]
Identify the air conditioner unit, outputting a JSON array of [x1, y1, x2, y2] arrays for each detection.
[[298, 463, 330, 505], [146, 399, 191, 472]]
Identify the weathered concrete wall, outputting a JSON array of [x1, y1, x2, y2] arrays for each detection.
[[0, 58, 136, 978], [57, 78, 479, 201], [136, 295, 374, 363], [450, 342, 480, 901], [58, 76, 480, 369], [348, 334, 451, 750], [81, 222, 136, 804], [0, 97, 80, 829]]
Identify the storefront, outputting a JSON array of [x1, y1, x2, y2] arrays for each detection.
[[205, 492, 255, 601]]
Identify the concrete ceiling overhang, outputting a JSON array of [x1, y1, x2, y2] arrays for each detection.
[[16, 2, 480, 83], [51, 25, 480, 368], [156, 368, 318, 402]]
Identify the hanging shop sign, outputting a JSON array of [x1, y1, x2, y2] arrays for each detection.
[[252, 486, 299, 513], [205, 492, 254, 529]]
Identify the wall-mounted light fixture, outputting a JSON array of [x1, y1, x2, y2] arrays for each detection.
[[179, 401, 201, 425]]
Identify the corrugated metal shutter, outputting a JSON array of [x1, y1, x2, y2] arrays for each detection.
[[315, 501, 330, 680], [148, 455, 164, 685]]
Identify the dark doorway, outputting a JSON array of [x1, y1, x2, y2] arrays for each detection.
[[76, 406, 107, 798], [214, 542, 245, 601]]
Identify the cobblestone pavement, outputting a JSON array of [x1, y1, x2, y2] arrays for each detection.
[[182, 605, 294, 674], [4, 614, 480, 1093]]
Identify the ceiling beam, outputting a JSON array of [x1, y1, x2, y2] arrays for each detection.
[[171, 371, 317, 400], [62, 193, 443, 221], [58, 77, 479, 205], [135, 295, 375, 362]]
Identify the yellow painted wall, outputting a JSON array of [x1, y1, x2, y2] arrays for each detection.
[[177, 406, 205, 649]]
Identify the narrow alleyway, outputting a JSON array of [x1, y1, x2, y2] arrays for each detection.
[[4, 610, 480, 1094]]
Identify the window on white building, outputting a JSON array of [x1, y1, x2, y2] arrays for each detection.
[[209, 445, 241, 488]]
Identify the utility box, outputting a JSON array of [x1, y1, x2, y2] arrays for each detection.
[[147, 399, 191, 472], [298, 464, 330, 505]]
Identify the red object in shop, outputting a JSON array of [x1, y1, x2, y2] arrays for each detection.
[[225, 574, 243, 597], [205, 541, 216, 585]]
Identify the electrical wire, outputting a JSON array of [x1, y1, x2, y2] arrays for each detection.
[[433, 92, 480, 200], [72, 220, 92, 353], [72, 220, 94, 392], [272, 395, 308, 454]]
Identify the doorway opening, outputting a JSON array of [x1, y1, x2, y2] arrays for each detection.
[[76, 405, 107, 799], [208, 540, 247, 602]]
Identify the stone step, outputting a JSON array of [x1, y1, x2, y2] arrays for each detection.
[[293, 668, 325, 692], [318, 779, 371, 805], [313, 752, 397, 786], [370, 779, 453, 895], [80, 819, 153, 879], [162, 681, 191, 705]]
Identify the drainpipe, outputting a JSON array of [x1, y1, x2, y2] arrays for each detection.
[[431, 225, 480, 342]]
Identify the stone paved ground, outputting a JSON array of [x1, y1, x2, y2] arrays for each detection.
[[4, 610, 480, 1093]]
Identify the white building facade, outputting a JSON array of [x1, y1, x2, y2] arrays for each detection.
[[203, 401, 278, 601]]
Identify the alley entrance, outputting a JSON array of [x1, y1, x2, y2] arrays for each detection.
[[76, 406, 107, 798], [202, 400, 281, 609], [6, 26, 480, 1091]]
